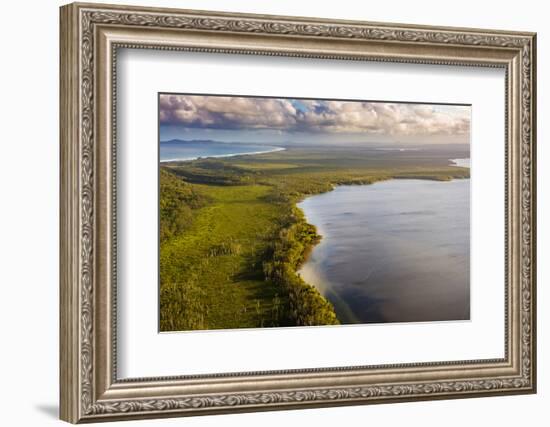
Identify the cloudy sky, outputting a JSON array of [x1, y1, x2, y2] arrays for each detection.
[[159, 94, 470, 145]]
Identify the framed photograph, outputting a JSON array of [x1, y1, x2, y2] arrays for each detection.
[[60, 2, 537, 423]]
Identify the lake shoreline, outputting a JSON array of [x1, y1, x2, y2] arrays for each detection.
[[295, 173, 470, 324]]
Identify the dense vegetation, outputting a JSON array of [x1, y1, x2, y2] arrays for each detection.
[[262, 206, 339, 326], [159, 145, 470, 331], [159, 169, 209, 242]]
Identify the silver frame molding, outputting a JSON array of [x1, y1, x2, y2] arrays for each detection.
[[60, 2, 537, 423]]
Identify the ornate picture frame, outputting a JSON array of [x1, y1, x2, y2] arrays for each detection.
[[60, 2, 536, 423]]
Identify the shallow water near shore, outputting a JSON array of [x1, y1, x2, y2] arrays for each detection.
[[297, 178, 470, 324]]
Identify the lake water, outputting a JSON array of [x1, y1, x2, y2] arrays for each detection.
[[160, 140, 284, 162], [297, 178, 470, 324]]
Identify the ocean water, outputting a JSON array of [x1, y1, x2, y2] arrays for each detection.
[[450, 158, 471, 168], [297, 178, 470, 324], [160, 140, 284, 162]]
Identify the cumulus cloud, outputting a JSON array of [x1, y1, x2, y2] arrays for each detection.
[[160, 94, 470, 137]]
